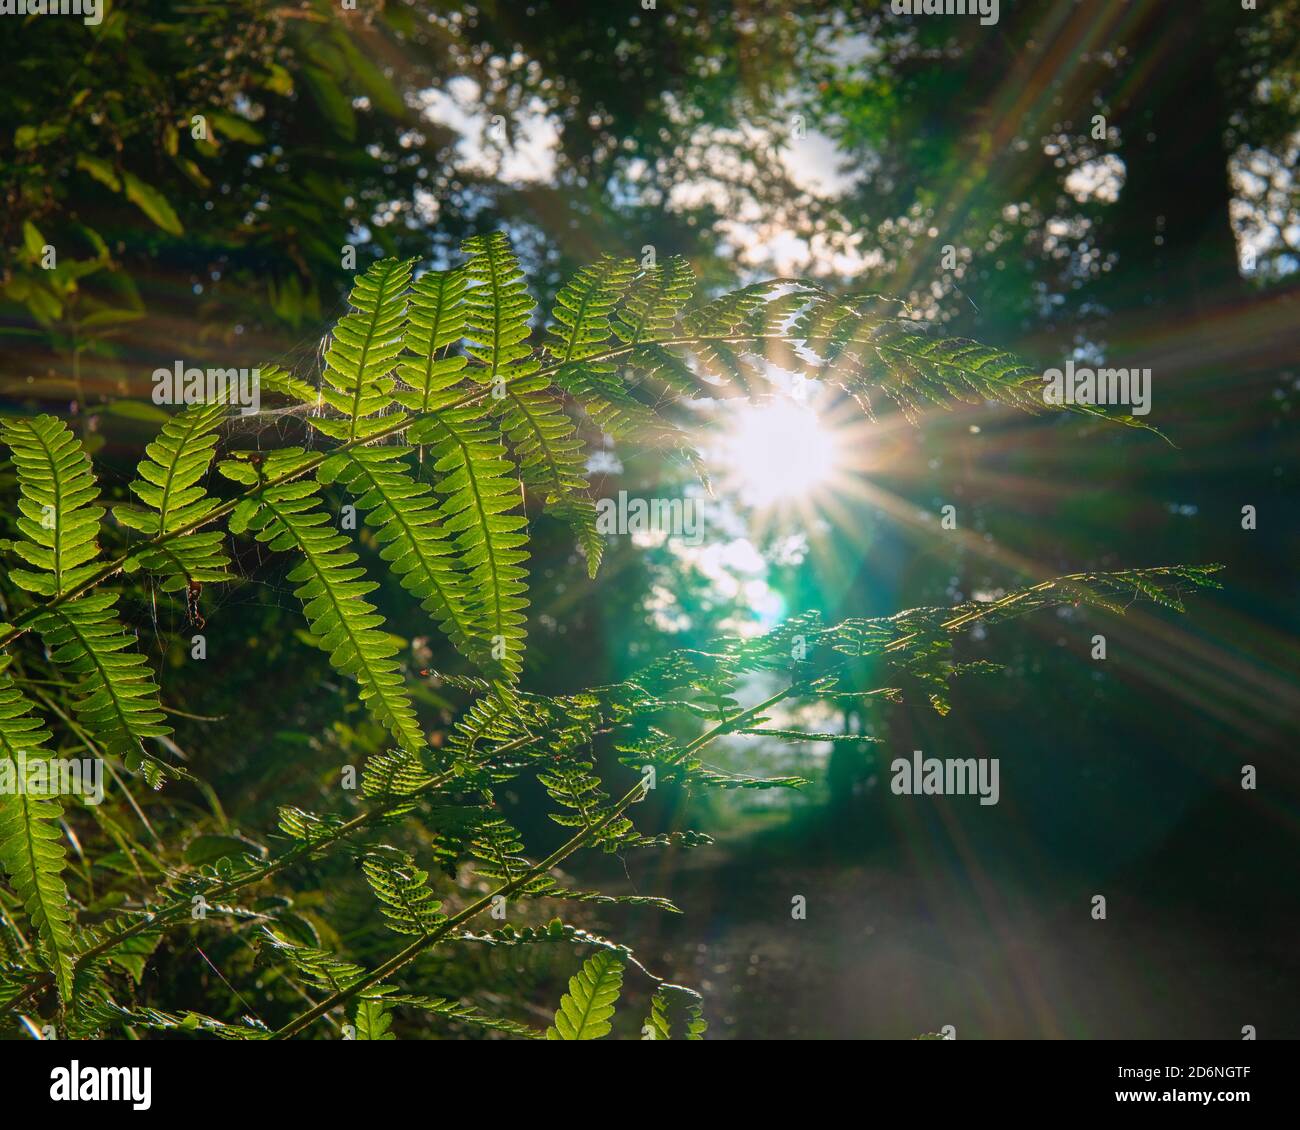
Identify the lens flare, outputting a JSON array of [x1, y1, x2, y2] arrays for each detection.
[[718, 398, 838, 507]]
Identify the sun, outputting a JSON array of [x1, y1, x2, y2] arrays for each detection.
[[717, 397, 840, 508]]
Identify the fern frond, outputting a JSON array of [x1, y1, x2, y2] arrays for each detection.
[[0, 415, 104, 598], [318, 446, 489, 674], [259, 363, 321, 408], [683, 279, 795, 337], [31, 594, 172, 780], [104, 1001, 271, 1039], [552, 360, 699, 457], [545, 949, 624, 1040], [361, 850, 445, 937], [548, 255, 695, 455], [407, 405, 528, 683], [537, 761, 635, 849], [114, 399, 235, 591], [684, 1000, 708, 1039], [353, 996, 395, 1040], [495, 373, 603, 577], [0, 668, 75, 1004], [314, 257, 413, 441], [469, 816, 540, 891], [461, 231, 537, 387], [262, 929, 369, 994], [226, 466, 424, 751], [612, 255, 696, 344], [403, 267, 475, 397], [396, 266, 470, 412], [644, 990, 670, 1040], [545, 254, 638, 362], [379, 990, 542, 1039]]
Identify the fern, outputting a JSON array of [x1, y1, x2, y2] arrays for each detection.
[[644, 990, 671, 1040], [406, 405, 529, 682], [0, 665, 75, 1005], [318, 446, 490, 673], [399, 266, 469, 414], [0, 234, 1222, 1042], [0, 415, 104, 599], [462, 232, 536, 385], [546, 950, 625, 1040], [314, 257, 412, 442], [612, 254, 696, 345], [353, 997, 395, 1041], [361, 850, 446, 937], [496, 372, 603, 576], [32, 595, 172, 781], [224, 453, 425, 751], [114, 398, 235, 591]]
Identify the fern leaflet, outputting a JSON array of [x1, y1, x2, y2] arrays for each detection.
[[115, 398, 235, 591], [546, 949, 625, 1040], [225, 455, 424, 751], [0, 666, 75, 1004], [1, 414, 104, 598]]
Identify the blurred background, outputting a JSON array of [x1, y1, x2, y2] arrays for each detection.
[[2, 0, 1297, 1037]]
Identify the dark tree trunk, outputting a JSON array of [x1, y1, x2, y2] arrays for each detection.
[[1095, 0, 1245, 319]]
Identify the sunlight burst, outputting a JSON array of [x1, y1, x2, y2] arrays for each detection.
[[719, 398, 839, 507]]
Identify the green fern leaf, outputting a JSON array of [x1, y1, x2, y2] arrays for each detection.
[[462, 231, 537, 387], [548, 254, 694, 454], [31, 594, 173, 781], [314, 257, 413, 441], [114, 399, 235, 591], [407, 405, 528, 683], [0, 414, 104, 598], [644, 990, 671, 1040], [0, 667, 76, 1004], [395, 266, 469, 413], [545, 254, 638, 362], [227, 466, 424, 751], [545, 949, 624, 1040], [683, 279, 792, 337], [495, 373, 602, 576], [684, 1001, 707, 1040], [360, 850, 445, 937], [318, 446, 489, 674], [612, 255, 696, 344], [469, 816, 539, 891], [353, 996, 396, 1040], [380, 991, 542, 1039], [537, 761, 634, 849]]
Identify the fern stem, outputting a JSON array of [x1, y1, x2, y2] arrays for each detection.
[[271, 677, 806, 1038], [0, 735, 537, 1015]]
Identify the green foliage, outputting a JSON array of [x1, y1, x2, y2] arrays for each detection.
[[225, 460, 425, 753], [353, 997, 395, 1041], [115, 399, 236, 591], [33, 596, 173, 781], [319, 446, 490, 674], [0, 234, 1222, 1040], [0, 666, 75, 1005], [361, 851, 446, 937], [546, 951, 625, 1040], [314, 258, 413, 442], [0, 415, 104, 599]]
